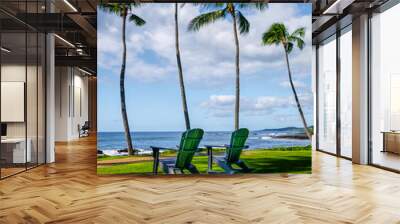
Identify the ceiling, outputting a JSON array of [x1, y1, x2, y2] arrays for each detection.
[[0, 0, 97, 75], [311, 0, 390, 43]]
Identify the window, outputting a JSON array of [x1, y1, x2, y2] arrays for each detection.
[[339, 27, 352, 158], [317, 35, 337, 154], [370, 3, 400, 171]]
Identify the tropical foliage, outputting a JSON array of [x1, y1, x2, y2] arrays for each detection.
[[261, 23, 311, 140], [99, 2, 146, 155], [174, 3, 191, 130], [188, 3, 267, 130]]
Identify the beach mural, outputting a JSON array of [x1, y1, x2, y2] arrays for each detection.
[[97, 3, 313, 175]]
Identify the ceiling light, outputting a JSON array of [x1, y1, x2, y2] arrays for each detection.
[[322, 0, 355, 15], [54, 34, 75, 48], [1, 47, 11, 53], [78, 67, 93, 76], [63, 0, 78, 12]]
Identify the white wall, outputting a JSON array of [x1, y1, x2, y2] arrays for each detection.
[[54, 67, 89, 141]]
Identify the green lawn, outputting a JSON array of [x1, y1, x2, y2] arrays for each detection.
[[97, 146, 311, 175]]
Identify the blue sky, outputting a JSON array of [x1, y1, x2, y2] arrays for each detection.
[[98, 3, 313, 132]]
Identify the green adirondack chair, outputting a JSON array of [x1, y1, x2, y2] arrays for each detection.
[[151, 128, 204, 174], [206, 128, 251, 174]]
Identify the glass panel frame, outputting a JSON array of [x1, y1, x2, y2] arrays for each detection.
[[0, 0, 47, 180]]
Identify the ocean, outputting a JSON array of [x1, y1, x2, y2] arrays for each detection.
[[98, 130, 310, 155]]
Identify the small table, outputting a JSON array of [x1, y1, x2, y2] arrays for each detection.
[[381, 131, 400, 154], [204, 145, 227, 173]]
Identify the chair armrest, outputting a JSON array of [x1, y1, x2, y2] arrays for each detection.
[[150, 146, 179, 151], [204, 144, 229, 149]]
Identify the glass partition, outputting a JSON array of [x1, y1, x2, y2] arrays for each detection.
[[27, 31, 38, 169], [371, 4, 400, 171], [1, 31, 28, 177], [317, 35, 337, 154], [38, 32, 46, 165], [339, 27, 352, 158], [0, 1, 46, 179]]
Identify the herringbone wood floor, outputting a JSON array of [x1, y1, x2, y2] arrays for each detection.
[[1, 136, 400, 224]]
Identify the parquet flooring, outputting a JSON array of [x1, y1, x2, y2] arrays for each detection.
[[1, 135, 400, 223]]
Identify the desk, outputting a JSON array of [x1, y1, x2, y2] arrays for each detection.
[[1, 138, 31, 163], [382, 131, 400, 154]]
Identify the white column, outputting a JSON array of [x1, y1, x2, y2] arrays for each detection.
[[45, 0, 56, 163], [352, 14, 369, 164], [46, 32, 55, 163]]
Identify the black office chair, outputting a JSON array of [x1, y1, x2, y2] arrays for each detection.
[[79, 121, 90, 138]]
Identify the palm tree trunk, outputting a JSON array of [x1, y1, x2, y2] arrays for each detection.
[[232, 11, 240, 130], [283, 47, 312, 140], [120, 10, 134, 155], [175, 3, 191, 130]]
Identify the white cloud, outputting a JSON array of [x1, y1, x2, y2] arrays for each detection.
[[201, 93, 313, 117], [98, 3, 312, 84]]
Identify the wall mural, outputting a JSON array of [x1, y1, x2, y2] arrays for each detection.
[[97, 3, 313, 175]]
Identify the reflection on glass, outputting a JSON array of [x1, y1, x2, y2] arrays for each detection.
[[1, 31, 27, 177], [38, 33, 46, 165], [371, 3, 400, 171], [27, 31, 38, 169], [0, 0, 47, 178], [318, 36, 337, 154], [340, 29, 352, 158]]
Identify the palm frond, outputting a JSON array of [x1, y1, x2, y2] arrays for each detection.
[[291, 27, 305, 38], [99, 3, 123, 16], [286, 42, 294, 53], [261, 23, 286, 46], [236, 11, 250, 34], [98, 2, 141, 17], [129, 14, 146, 26], [188, 9, 227, 32], [262, 23, 306, 53], [288, 36, 305, 50]]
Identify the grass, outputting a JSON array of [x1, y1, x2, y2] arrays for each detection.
[[97, 145, 311, 175]]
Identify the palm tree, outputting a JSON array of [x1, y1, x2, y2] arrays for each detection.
[[188, 3, 267, 130], [261, 23, 312, 140], [99, 3, 146, 155], [175, 3, 191, 130]]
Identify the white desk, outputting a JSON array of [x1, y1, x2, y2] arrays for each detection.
[[1, 138, 31, 163]]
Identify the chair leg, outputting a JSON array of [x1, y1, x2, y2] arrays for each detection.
[[173, 168, 183, 174], [186, 163, 200, 174], [216, 159, 235, 174], [235, 160, 252, 172], [161, 163, 169, 174]]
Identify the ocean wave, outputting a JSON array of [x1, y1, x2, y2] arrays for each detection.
[[103, 148, 161, 156]]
